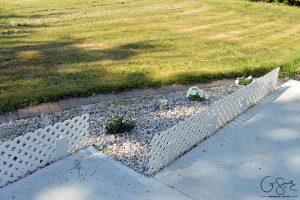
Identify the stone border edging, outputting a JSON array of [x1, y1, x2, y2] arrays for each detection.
[[0, 79, 233, 124]]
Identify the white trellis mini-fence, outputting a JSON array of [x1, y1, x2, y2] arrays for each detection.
[[148, 68, 280, 175], [0, 114, 89, 187]]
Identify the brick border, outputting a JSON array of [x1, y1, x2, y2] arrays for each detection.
[[0, 79, 233, 124]]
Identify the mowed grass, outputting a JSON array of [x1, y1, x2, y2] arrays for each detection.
[[0, 0, 300, 112]]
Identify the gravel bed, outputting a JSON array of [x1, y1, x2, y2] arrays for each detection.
[[0, 84, 243, 174]]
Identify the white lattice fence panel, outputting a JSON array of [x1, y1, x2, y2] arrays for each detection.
[[148, 68, 279, 174], [148, 112, 213, 174], [0, 114, 89, 187], [54, 115, 90, 153]]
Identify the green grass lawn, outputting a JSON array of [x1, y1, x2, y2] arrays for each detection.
[[0, 0, 300, 113]]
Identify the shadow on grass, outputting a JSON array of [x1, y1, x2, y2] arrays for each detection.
[[0, 40, 156, 68], [0, 14, 25, 20], [0, 12, 48, 45], [167, 65, 275, 85], [0, 68, 157, 113], [0, 39, 161, 112]]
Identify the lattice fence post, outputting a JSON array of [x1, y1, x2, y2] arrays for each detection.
[[166, 141, 177, 165], [209, 113, 218, 135], [55, 137, 67, 160], [268, 67, 279, 92], [240, 97, 248, 112], [267, 79, 274, 93]]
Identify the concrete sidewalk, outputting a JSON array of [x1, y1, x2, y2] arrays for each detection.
[[155, 80, 300, 200], [0, 146, 192, 200]]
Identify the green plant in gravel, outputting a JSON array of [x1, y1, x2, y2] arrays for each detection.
[[106, 115, 135, 134], [100, 147, 108, 153], [186, 86, 208, 102], [239, 78, 253, 85], [187, 94, 206, 102], [235, 76, 253, 85]]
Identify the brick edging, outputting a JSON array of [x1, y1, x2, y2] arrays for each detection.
[[0, 79, 233, 124]]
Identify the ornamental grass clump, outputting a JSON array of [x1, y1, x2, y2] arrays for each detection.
[[106, 115, 135, 134]]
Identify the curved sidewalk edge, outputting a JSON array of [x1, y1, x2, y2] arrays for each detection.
[[0, 146, 193, 200]]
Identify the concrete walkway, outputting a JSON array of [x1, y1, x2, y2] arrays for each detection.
[[0, 147, 191, 200], [155, 80, 300, 200]]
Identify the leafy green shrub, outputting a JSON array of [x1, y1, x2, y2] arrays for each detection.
[[106, 115, 135, 134], [249, 0, 300, 6]]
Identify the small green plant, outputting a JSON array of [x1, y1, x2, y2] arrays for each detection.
[[186, 86, 208, 102], [100, 147, 108, 153], [239, 78, 253, 86], [235, 76, 253, 86], [187, 94, 206, 102], [106, 115, 135, 134]]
